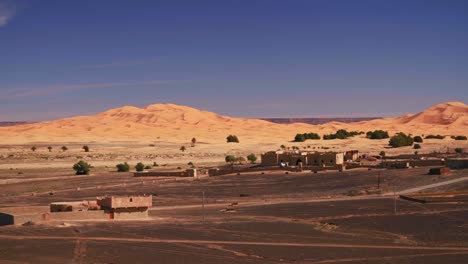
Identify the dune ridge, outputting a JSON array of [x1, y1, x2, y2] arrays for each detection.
[[0, 102, 466, 144]]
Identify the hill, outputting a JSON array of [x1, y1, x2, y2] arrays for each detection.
[[0, 102, 466, 144]]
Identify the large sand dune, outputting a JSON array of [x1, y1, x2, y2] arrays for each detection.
[[0, 102, 466, 144]]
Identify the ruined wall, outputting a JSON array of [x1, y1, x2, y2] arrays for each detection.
[[113, 209, 149, 220], [261, 152, 279, 166], [446, 158, 468, 169], [98, 196, 152, 209]]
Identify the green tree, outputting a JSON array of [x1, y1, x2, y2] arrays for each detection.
[[379, 151, 386, 157], [225, 155, 236, 164], [116, 162, 130, 172], [413, 136, 423, 143], [47, 146, 53, 152], [180, 146, 186, 152], [73, 160, 91, 175], [226, 135, 239, 143], [61, 146, 68, 152], [389, 133, 413, 148], [247, 153, 257, 164], [135, 162, 145, 172], [454, 135, 467, 140], [83, 145, 90, 152], [188, 161, 194, 167], [367, 130, 389, 139], [414, 144, 421, 149], [31, 146, 37, 152], [191, 137, 197, 147], [235, 156, 246, 164], [280, 145, 286, 150]]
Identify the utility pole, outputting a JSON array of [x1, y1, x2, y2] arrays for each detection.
[[202, 191, 205, 224], [377, 172, 381, 189]]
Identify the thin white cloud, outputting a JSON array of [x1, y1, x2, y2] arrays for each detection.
[[0, 1, 16, 27], [79, 59, 158, 69], [0, 80, 186, 100]]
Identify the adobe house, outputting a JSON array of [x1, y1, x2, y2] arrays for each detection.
[[344, 150, 359, 161], [0, 195, 152, 226], [261, 151, 344, 167]]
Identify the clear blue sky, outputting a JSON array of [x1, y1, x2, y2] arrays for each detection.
[[1, 0, 467, 121]]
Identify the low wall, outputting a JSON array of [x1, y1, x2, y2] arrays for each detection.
[[446, 159, 468, 169]]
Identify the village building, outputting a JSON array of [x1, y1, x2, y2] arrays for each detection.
[[0, 195, 152, 226], [261, 151, 345, 167]]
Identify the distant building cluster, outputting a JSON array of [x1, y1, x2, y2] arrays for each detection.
[[260, 150, 359, 167]]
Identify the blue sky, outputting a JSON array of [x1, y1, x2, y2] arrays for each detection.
[[0, 0, 467, 121]]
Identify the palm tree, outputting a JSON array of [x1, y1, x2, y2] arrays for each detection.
[[31, 146, 37, 152], [47, 146, 52, 152], [180, 146, 186, 152]]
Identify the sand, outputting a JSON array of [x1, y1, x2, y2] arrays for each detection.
[[0, 101, 466, 145]]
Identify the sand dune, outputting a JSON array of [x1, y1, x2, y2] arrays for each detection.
[[0, 102, 466, 144]]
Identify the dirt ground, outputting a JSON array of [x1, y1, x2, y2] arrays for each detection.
[[0, 151, 468, 264]]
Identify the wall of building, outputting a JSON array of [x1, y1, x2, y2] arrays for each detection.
[[113, 209, 149, 220], [98, 196, 152, 209], [446, 158, 468, 169], [0, 213, 14, 226]]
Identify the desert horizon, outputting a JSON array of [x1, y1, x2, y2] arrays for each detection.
[[1, 1, 467, 263]]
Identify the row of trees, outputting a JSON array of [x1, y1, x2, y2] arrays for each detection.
[[294, 133, 320, 142], [32, 145, 90, 152], [225, 153, 257, 164], [366, 130, 389, 139], [323, 129, 363, 140]]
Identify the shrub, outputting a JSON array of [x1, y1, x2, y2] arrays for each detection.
[[226, 135, 239, 143], [293, 132, 320, 142], [247, 154, 257, 164], [379, 151, 386, 157], [323, 129, 362, 140], [61, 146, 68, 152], [153, 162, 159, 167], [73, 160, 91, 175], [188, 161, 194, 167], [455, 148, 463, 154], [116, 162, 130, 172], [454, 135, 467, 140], [413, 144, 421, 149], [31, 146, 37, 152], [413, 136, 423, 143], [235, 156, 246, 164], [366, 130, 389, 139], [225, 155, 236, 164], [47, 146, 53, 152], [191, 137, 197, 147], [135, 162, 145, 172], [82, 145, 90, 152], [389, 132, 413, 148], [425, 135, 445, 139], [180, 146, 186, 152], [144, 165, 152, 169], [280, 145, 286, 150]]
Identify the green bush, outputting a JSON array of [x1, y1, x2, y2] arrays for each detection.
[[225, 155, 236, 163], [82, 145, 90, 152], [425, 135, 445, 139], [379, 151, 386, 157], [366, 130, 389, 139], [116, 162, 130, 172], [247, 153, 257, 164], [294, 132, 320, 142], [455, 148, 463, 154], [389, 133, 413, 148], [73, 160, 91, 175], [324, 129, 362, 140], [454, 135, 467, 140], [226, 135, 239, 143], [135, 162, 145, 172], [413, 136, 423, 143], [413, 144, 421, 149]]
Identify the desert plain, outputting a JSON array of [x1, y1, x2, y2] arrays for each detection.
[[0, 101, 467, 263]]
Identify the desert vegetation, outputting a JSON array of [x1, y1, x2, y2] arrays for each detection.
[[453, 135, 467, 140], [73, 160, 91, 175], [135, 162, 145, 172], [116, 162, 130, 172], [323, 129, 363, 140], [389, 132, 413, 148], [366, 130, 389, 139], [247, 153, 257, 163], [293, 132, 320, 142], [226, 135, 239, 143], [425, 134, 445, 139], [413, 136, 423, 143]]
